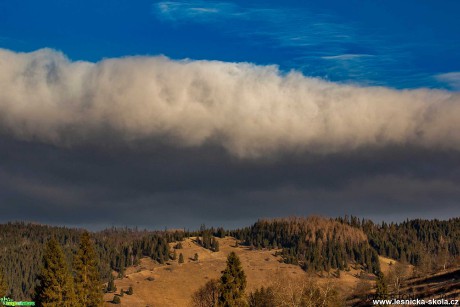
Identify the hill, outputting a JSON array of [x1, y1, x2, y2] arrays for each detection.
[[0, 216, 459, 305], [103, 236, 361, 306], [232, 216, 381, 273]]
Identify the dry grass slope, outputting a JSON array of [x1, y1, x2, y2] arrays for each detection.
[[103, 236, 402, 307]]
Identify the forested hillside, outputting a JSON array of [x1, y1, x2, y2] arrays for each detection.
[[339, 216, 460, 273], [0, 222, 185, 300], [231, 216, 381, 273], [0, 216, 459, 301]]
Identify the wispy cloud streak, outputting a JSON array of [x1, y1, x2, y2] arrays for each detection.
[[152, 1, 413, 86], [152, 1, 356, 50], [154, 1, 240, 22]]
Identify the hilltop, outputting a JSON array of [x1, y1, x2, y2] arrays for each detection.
[[103, 236, 358, 306]]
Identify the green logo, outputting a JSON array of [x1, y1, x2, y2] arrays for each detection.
[[0, 297, 35, 306]]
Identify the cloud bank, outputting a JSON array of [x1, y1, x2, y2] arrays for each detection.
[[436, 72, 460, 91], [1, 48, 460, 158]]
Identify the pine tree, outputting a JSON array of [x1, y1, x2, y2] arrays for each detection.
[[73, 232, 103, 307], [112, 295, 121, 304], [0, 268, 8, 297], [126, 286, 133, 295], [248, 287, 276, 307], [219, 252, 247, 306], [212, 238, 220, 252], [117, 263, 125, 279], [376, 272, 388, 299], [34, 238, 77, 307], [107, 274, 117, 293], [179, 253, 184, 264]]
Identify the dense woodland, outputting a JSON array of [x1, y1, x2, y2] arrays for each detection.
[[339, 216, 460, 272], [0, 216, 459, 301], [0, 223, 185, 300], [231, 216, 381, 273]]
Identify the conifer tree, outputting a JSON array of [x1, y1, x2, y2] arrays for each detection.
[[212, 238, 220, 252], [248, 287, 275, 307], [112, 295, 121, 304], [219, 252, 247, 306], [35, 238, 76, 307], [107, 274, 117, 293], [376, 272, 388, 299], [73, 232, 103, 307], [179, 253, 184, 264], [0, 269, 8, 297]]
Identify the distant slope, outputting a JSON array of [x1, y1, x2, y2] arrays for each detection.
[[103, 236, 363, 307], [1, 216, 458, 303], [0, 222, 183, 300], [344, 216, 460, 268], [232, 216, 381, 273]]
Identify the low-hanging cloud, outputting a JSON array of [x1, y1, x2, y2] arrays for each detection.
[[1, 48, 460, 157]]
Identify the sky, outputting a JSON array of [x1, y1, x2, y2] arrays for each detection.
[[0, 0, 459, 229]]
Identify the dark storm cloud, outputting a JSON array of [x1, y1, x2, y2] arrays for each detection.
[[1, 48, 460, 228], [1, 136, 459, 229]]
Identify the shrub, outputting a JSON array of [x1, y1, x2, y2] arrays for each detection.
[[112, 295, 121, 304]]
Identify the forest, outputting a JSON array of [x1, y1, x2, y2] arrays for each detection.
[[0, 216, 459, 302]]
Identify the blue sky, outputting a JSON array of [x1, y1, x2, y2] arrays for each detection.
[[1, 1, 460, 228], [1, 0, 459, 90]]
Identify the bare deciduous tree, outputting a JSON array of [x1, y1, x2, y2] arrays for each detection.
[[190, 279, 220, 307]]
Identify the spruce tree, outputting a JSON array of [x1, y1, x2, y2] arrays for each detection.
[[212, 238, 220, 252], [73, 232, 103, 307], [35, 238, 77, 307], [112, 295, 121, 304], [248, 287, 275, 307], [0, 269, 8, 297], [107, 274, 117, 293], [376, 272, 388, 299], [219, 252, 247, 306]]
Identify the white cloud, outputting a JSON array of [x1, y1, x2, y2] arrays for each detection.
[[152, 1, 355, 50], [436, 72, 460, 91], [154, 1, 238, 22], [1, 48, 460, 157], [321, 54, 374, 60]]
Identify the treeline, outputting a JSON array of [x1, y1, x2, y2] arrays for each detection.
[[231, 216, 381, 274], [34, 233, 102, 306], [194, 224, 223, 252], [1, 216, 459, 300], [0, 222, 186, 300], [338, 216, 460, 273], [0, 222, 82, 300]]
